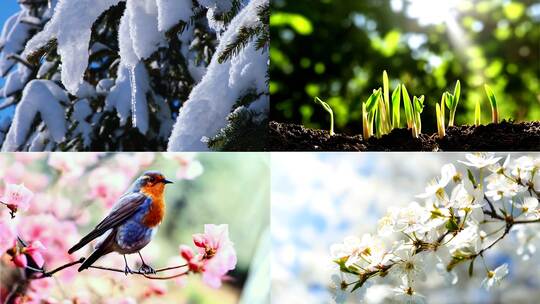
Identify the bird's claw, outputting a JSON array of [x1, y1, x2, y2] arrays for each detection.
[[139, 264, 156, 275], [124, 265, 133, 276]]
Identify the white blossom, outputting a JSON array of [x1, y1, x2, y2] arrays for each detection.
[[481, 264, 509, 291], [458, 153, 502, 169]]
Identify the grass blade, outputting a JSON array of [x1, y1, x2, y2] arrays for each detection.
[[484, 84, 499, 123], [402, 84, 413, 129], [362, 102, 370, 139], [314, 97, 334, 136], [474, 99, 481, 126], [454, 80, 461, 105], [383, 71, 391, 125], [391, 84, 401, 128]]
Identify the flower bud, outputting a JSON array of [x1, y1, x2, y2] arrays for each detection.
[[180, 245, 194, 261], [192, 234, 206, 248]]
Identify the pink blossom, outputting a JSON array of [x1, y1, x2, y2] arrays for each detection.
[[1, 183, 34, 216], [162, 153, 204, 180], [88, 168, 128, 208], [14, 153, 46, 164], [135, 153, 156, 167], [10, 240, 46, 268], [179, 245, 204, 272], [104, 297, 137, 304], [27, 193, 72, 219], [141, 282, 167, 298], [0, 221, 16, 254], [48, 154, 100, 182], [0, 162, 25, 184], [18, 215, 80, 280], [193, 224, 237, 288]]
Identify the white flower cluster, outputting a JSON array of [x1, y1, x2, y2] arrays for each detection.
[[330, 153, 540, 303]]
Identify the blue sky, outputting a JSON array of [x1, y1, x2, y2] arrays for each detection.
[[0, 1, 22, 121]]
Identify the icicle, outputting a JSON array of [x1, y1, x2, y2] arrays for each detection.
[[129, 65, 137, 128]]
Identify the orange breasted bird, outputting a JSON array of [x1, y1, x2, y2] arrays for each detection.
[[68, 171, 173, 274]]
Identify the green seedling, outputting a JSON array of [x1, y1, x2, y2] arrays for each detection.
[[402, 84, 424, 138], [362, 71, 403, 139], [436, 93, 446, 138], [402, 84, 414, 130], [413, 95, 425, 137], [391, 84, 401, 129], [383, 71, 391, 125], [484, 84, 499, 124], [314, 97, 334, 136], [445, 80, 461, 126], [362, 88, 382, 139], [474, 99, 481, 126], [317, 70, 505, 139]]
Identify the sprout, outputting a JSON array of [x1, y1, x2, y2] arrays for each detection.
[[402, 84, 423, 138], [413, 95, 425, 137], [436, 94, 446, 138], [484, 85, 499, 124], [445, 80, 461, 127], [314, 97, 334, 136], [383, 70, 391, 124], [402, 84, 414, 130], [376, 87, 390, 137], [391, 84, 402, 129], [362, 89, 382, 139], [474, 99, 481, 126]]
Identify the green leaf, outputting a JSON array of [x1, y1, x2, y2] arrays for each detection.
[[414, 95, 425, 113], [468, 259, 475, 277], [453, 80, 461, 105], [383, 70, 390, 114], [351, 280, 365, 292], [474, 99, 481, 126], [402, 84, 413, 128], [484, 84, 497, 109], [314, 97, 334, 136], [445, 218, 459, 232], [467, 169, 477, 186], [365, 89, 381, 113], [391, 84, 401, 128], [484, 84, 499, 123], [444, 92, 454, 110]]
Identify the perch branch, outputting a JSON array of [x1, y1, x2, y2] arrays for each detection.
[[29, 257, 189, 280]]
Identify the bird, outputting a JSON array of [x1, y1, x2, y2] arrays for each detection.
[[68, 171, 173, 274]]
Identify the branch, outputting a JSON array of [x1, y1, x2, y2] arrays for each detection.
[[512, 218, 540, 224], [483, 195, 503, 220], [29, 257, 189, 280]]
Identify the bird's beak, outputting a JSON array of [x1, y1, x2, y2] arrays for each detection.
[[162, 179, 174, 184]]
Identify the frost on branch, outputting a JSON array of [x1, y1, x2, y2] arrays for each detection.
[[2, 80, 68, 151], [23, 0, 122, 95], [168, 0, 269, 151], [331, 153, 540, 303], [0, 0, 268, 151]]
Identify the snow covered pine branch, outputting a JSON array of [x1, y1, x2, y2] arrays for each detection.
[[0, 0, 269, 151], [330, 153, 540, 303]]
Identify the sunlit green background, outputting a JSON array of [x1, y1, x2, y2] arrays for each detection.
[[271, 0, 540, 134]]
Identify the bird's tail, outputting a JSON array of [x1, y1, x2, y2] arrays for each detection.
[[78, 245, 111, 272]]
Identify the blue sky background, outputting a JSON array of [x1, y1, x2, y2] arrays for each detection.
[[0, 2, 22, 121]]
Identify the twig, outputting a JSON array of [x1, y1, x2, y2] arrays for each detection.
[[87, 263, 188, 276], [33, 258, 86, 279], [5, 283, 19, 304], [512, 218, 540, 224], [30, 258, 188, 280], [483, 195, 503, 220], [474, 222, 513, 258]]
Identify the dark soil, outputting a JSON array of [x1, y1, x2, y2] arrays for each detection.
[[268, 120, 540, 151]]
